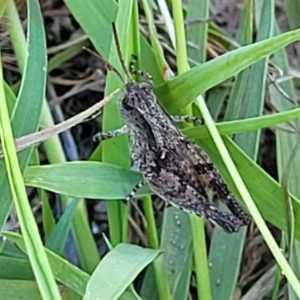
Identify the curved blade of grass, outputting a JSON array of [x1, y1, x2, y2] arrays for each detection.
[[223, 0, 252, 122], [155, 28, 300, 114], [210, 1, 272, 298], [0, 280, 80, 300], [196, 106, 300, 297], [159, 207, 192, 297], [186, 0, 209, 63], [209, 0, 253, 300], [101, 0, 134, 245], [24, 162, 150, 198], [23, 150, 300, 242], [1, 0, 60, 299], [8, 0, 101, 273], [3, 232, 90, 296], [285, 0, 300, 30], [0, 256, 34, 280], [0, 0, 47, 230], [172, 1, 211, 299], [4, 81, 17, 115], [269, 22, 300, 300], [196, 127, 300, 297], [209, 227, 245, 299], [83, 244, 161, 300], [0, 0, 8, 16], [0, 280, 43, 300], [45, 198, 80, 255], [141, 0, 172, 78], [183, 106, 300, 139], [0, 21, 61, 300], [64, 0, 117, 58]]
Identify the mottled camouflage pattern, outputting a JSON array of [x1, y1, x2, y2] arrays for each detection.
[[118, 80, 250, 233]]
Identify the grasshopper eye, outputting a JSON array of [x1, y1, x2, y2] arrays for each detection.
[[139, 82, 152, 94], [141, 86, 151, 94], [122, 96, 135, 110], [123, 102, 133, 110]]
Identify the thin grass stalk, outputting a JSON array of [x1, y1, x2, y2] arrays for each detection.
[[102, 0, 133, 247], [143, 195, 172, 300], [271, 235, 285, 300], [0, 48, 61, 300], [6, 0, 99, 272], [195, 98, 300, 297], [171, 0, 212, 299]]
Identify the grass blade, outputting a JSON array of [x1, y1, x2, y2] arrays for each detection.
[[156, 28, 300, 114], [83, 244, 161, 300]]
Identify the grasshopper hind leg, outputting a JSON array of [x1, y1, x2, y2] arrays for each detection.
[[183, 188, 246, 233], [93, 125, 128, 143], [183, 139, 251, 226]]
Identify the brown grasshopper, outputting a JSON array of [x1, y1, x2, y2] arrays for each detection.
[[95, 24, 250, 233]]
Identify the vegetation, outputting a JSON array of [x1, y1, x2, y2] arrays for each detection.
[[1, 0, 300, 299]]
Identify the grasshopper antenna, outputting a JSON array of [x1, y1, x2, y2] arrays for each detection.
[[82, 46, 125, 85], [111, 22, 133, 82]]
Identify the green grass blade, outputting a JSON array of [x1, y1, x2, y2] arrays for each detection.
[[224, 0, 252, 122], [0, 280, 80, 300], [209, 228, 245, 298], [0, 0, 47, 230], [156, 28, 300, 114], [195, 97, 300, 297], [0, 37, 61, 300], [234, 0, 273, 157], [24, 162, 149, 198], [101, 0, 133, 246], [160, 207, 192, 297], [206, 88, 227, 120], [0, 256, 34, 280], [3, 232, 90, 296], [0, 280, 42, 300], [183, 106, 300, 138], [142, 196, 171, 300], [186, 1, 212, 298], [64, 0, 117, 58], [209, 2, 255, 298], [269, 22, 300, 300], [0, 1, 60, 299], [186, 0, 209, 62], [0, 0, 8, 16], [83, 244, 161, 300], [172, 1, 212, 299], [22, 152, 300, 242], [45, 198, 80, 255], [285, 0, 300, 30], [141, 0, 171, 76]]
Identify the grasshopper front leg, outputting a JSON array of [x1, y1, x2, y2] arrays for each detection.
[[126, 179, 146, 201], [171, 115, 204, 125], [93, 125, 129, 143]]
